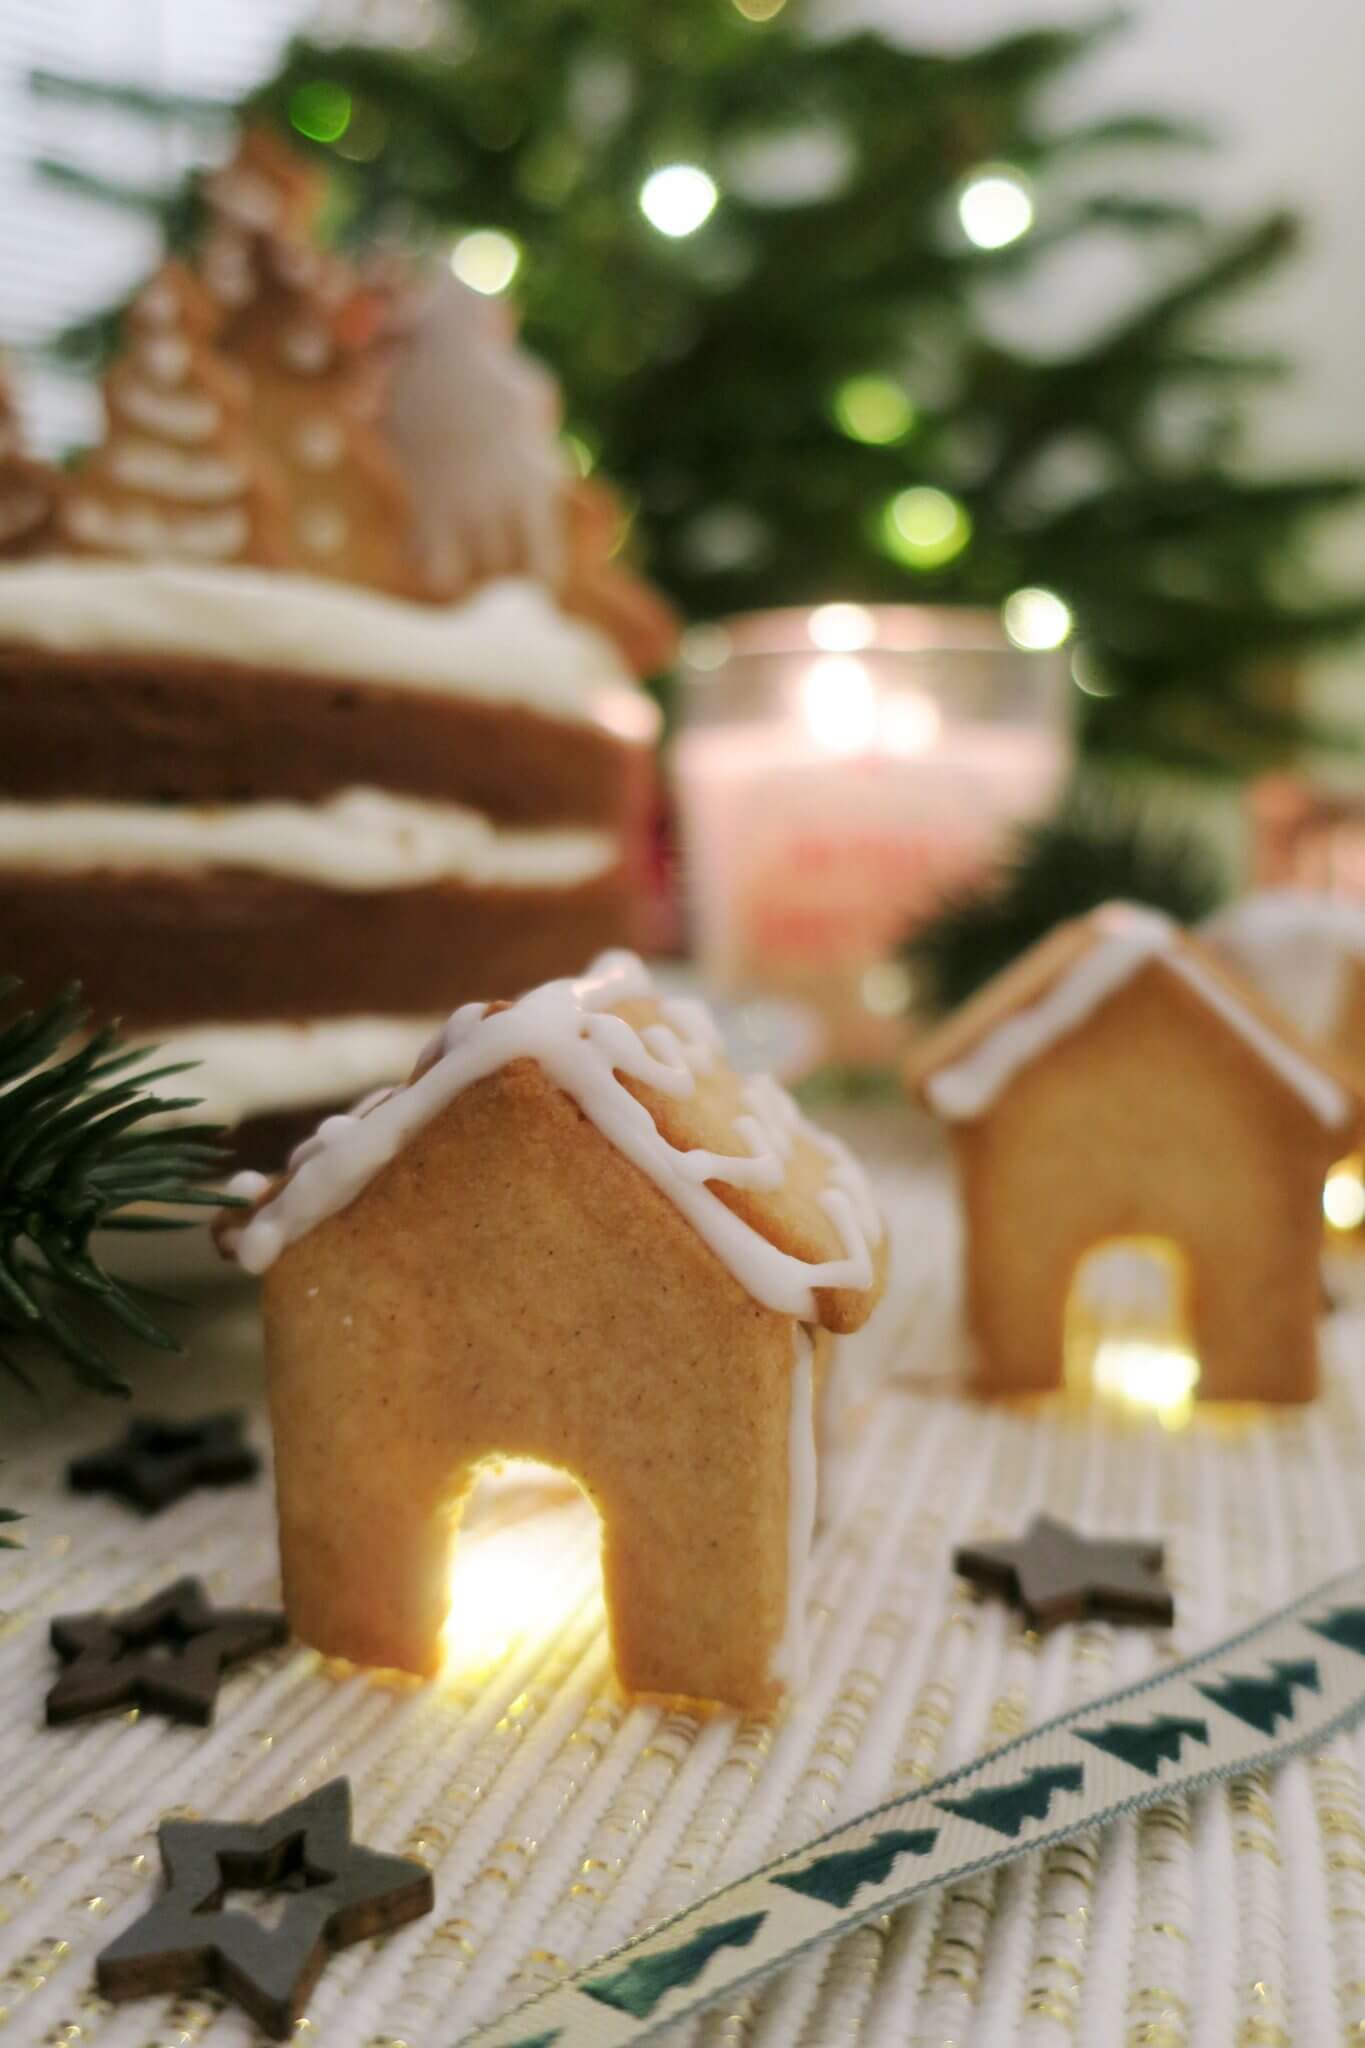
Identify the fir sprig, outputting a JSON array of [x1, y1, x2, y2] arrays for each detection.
[[903, 798, 1231, 1019], [0, 978, 237, 1403]]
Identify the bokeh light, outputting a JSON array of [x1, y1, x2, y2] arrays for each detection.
[[958, 165, 1035, 250], [1325, 1156, 1365, 1232], [640, 164, 719, 238], [288, 81, 353, 144], [450, 228, 521, 296], [882, 486, 972, 570], [1003, 586, 1073, 651], [800, 655, 878, 754], [832, 374, 915, 446], [808, 602, 874, 652], [732, 0, 787, 16]]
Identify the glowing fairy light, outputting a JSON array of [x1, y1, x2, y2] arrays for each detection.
[[800, 655, 878, 755], [441, 1466, 596, 1679], [1002, 586, 1073, 651], [733, 0, 787, 17], [957, 165, 1034, 250], [832, 375, 915, 446], [450, 228, 521, 296], [639, 164, 719, 238], [1325, 1155, 1365, 1232], [882, 486, 972, 570], [288, 81, 352, 144], [1089, 1337, 1200, 1430], [808, 602, 874, 652]]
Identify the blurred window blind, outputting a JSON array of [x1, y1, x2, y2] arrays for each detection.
[[0, 0, 312, 453]]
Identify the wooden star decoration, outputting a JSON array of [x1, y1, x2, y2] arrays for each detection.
[[96, 1777, 433, 2038], [67, 1411, 260, 1514], [953, 1513, 1175, 1631], [47, 1576, 288, 1727]]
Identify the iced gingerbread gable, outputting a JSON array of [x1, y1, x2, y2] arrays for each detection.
[[226, 953, 886, 1710]]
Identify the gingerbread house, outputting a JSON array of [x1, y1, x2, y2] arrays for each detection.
[[907, 903, 1362, 1404], [1205, 889, 1365, 1100], [222, 952, 887, 1711]]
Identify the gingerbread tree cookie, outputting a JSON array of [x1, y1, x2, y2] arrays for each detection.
[[0, 361, 61, 559], [59, 261, 289, 568], [210, 223, 420, 596]]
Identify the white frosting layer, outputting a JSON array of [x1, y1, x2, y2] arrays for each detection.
[[141, 1014, 442, 1130], [771, 1324, 818, 1689], [229, 951, 884, 1320], [0, 789, 617, 891], [0, 562, 658, 739], [1204, 889, 1365, 1043], [926, 904, 1352, 1130]]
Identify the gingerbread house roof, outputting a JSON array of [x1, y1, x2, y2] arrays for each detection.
[[224, 952, 886, 1333], [907, 901, 1360, 1134], [1205, 890, 1365, 1042]]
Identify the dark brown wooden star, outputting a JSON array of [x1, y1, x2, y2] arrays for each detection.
[[953, 1514, 1174, 1631], [96, 1778, 433, 2038], [47, 1576, 288, 1727], [67, 1412, 260, 1514]]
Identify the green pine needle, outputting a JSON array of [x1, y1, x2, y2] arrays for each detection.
[[903, 798, 1231, 1019], [0, 980, 241, 1511]]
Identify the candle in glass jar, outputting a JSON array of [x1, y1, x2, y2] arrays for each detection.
[[671, 608, 1069, 1059]]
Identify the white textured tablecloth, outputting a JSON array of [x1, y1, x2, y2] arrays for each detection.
[[3, 1150, 1365, 2048]]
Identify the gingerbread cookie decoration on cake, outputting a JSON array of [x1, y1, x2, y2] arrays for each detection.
[[0, 364, 61, 559], [221, 952, 886, 1711], [907, 903, 1363, 1404], [59, 260, 290, 568]]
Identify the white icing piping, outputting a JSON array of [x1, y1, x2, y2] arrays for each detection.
[[770, 1324, 817, 1690], [0, 563, 659, 740], [63, 497, 249, 561], [228, 951, 883, 1320], [115, 381, 223, 443], [0, 789, 618, 893], [926, 904, 1352, 1129], [107, 441, 249, 503]]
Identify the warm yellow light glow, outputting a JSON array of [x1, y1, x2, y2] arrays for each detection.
[[882, 487, 972, 570], [1089, 1336, 1200, 1429], [640, 164, 719, 238], [958, 165, 1035, 250], [832, 374, 915, 446], [733, 0, 787, 17], [1066, 1237, 1199, 1429], [1003, 586, 1073, 651], [450, 228, 521, 295], [441, 1464, 596, 1680], [800, 654, 878, 754], [1325, 1154, 1365, 1232], [809, 601, 875, 652]]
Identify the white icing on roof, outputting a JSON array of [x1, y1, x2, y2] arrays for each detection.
[[227, 952, 883, 1319], [1204, 889, 1365, 1043], [925, 903, 1353, 1130]]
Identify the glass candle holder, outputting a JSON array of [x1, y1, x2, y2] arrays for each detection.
[[671, 603, 1072, 1062]]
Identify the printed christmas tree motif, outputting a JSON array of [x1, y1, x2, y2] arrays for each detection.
[[1307, 1607, 1365, 1658], [1075, 1713, 1209, 1777], [582, 1911, 766, 2020], [773, 1827, 939, 1909], [212, 224, 421, 597], [0, 362, 60, 558], [60, 260, 288, 567], [1195, 1658, 1320, 1736], [935, 1761, 1085, 1839]]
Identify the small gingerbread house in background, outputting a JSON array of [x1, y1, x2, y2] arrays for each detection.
[[1205, 889, 1365, 1100], [223, 952, 886, 1712], [907, 903, 1362, 1405]]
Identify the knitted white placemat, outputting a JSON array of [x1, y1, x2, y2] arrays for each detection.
[[3, 1157, 1365, 2047]]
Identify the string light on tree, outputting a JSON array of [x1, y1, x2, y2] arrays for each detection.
[[882, 486, 972, 570], [450, 228, 521, 296], [1003, 586, 1073, 651], [288, 81, 352, 144], [800, 655, 878, 755], [732, 0, 787, 17], [957, 164, 1035, 250], [639, 164, 719, 238], [832, 375, 915, 446], [1324, 1155, 1365, 1232]]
